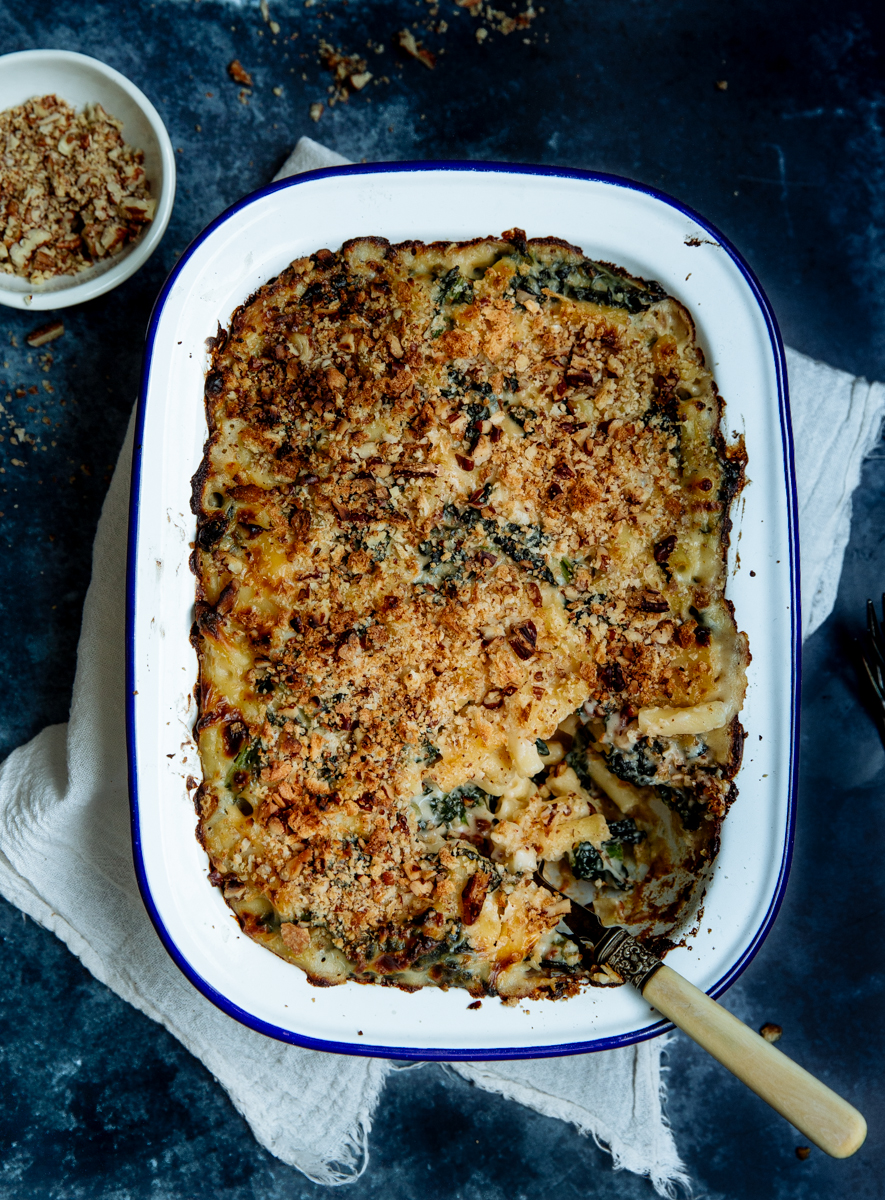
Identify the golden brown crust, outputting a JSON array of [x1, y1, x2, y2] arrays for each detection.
[[190, 231, 749, 999]]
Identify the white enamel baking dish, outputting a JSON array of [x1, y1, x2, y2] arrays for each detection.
[[127, 163, 799, 1059]]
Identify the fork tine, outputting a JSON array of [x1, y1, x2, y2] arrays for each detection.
[[867, 598, 880, 643], [867, 599, 885, 672], [868, 639, 885, 678], [861, 653, 885, 704], [861, 660, 885, 746], [862, 596, 885, 748]]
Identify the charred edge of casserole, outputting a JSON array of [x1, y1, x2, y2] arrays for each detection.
[[341, 229, 670, 304], [720, 718, 746, 785], [708, 370, 749, 791]]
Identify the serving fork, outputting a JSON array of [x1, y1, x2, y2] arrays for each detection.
[[535, 868, 867, 1159]]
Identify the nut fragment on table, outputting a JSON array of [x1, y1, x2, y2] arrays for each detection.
[[397, 29, 436, 68], [25, 320, 65, 348], [0, 95, 155, 284], [227, 59, 254, 86], [760, 1022, 783, 1043], [318, 39, 372, 104]]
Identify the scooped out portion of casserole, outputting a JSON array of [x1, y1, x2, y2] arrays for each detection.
[[190, 230, 749, 1000]]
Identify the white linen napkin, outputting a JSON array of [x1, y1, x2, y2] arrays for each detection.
[[0, 137, 880, 1200], [785, 348, 884, 636]]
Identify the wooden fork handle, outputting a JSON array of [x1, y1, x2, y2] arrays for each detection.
[[642, 965, 867, 1159]]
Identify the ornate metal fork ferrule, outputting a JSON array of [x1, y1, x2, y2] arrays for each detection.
[[593, 928, 663, 991]]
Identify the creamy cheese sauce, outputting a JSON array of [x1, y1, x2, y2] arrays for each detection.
[[191, 232, 748, 999]]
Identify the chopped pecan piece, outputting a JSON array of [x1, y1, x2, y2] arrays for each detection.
[[280, 923, 311, 954], [397, 29, 436, 68], [25, 321, 64, 347], [461, 872, 490, 926], [760, 1022, 782, 1043], [228, 59, 254, 86]]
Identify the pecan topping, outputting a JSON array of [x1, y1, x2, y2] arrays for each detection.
[[461, 872, 490, 926], [639, 595, 669, 613], [599, 662, 625, 691], [653, 535, 677, 563]]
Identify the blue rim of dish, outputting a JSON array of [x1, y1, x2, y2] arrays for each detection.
[[126, 159, 800, 1061]]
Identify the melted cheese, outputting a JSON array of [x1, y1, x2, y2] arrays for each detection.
[[191, 231, 749, 1000]]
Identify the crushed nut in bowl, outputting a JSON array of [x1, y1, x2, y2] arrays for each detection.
[[0, 94, 156, 283], [0, 49, 175, 310]]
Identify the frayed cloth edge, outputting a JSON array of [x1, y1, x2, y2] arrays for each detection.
[[447, 1042, 692, 1199]]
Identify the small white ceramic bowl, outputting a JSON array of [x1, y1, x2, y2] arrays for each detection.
[[0, 49, 176, 310]]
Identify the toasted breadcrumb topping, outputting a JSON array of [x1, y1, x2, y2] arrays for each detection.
[[191, 231, 748, 999]]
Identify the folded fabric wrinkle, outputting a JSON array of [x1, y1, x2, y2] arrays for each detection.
[[0, 135, 881, 1200]]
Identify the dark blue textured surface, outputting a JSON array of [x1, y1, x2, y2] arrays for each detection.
[[1, 1, 883, 1196]]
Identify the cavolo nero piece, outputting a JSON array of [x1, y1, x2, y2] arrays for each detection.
[[509, 255, 667, 314], [225, 736, 264, 786], [420, 502, 556, 586], [657, 785, 705, 832], [606, 818, 646, 845], [436, 266, 475, 306], [571, 818, 645, 889], [604, 739, 664, 787], [424, 780, 490, 825], [604, 739, 706, 831], [430, 267, 475, 337], [572, 732, 707, 833], [572, 841, 622, 887]]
